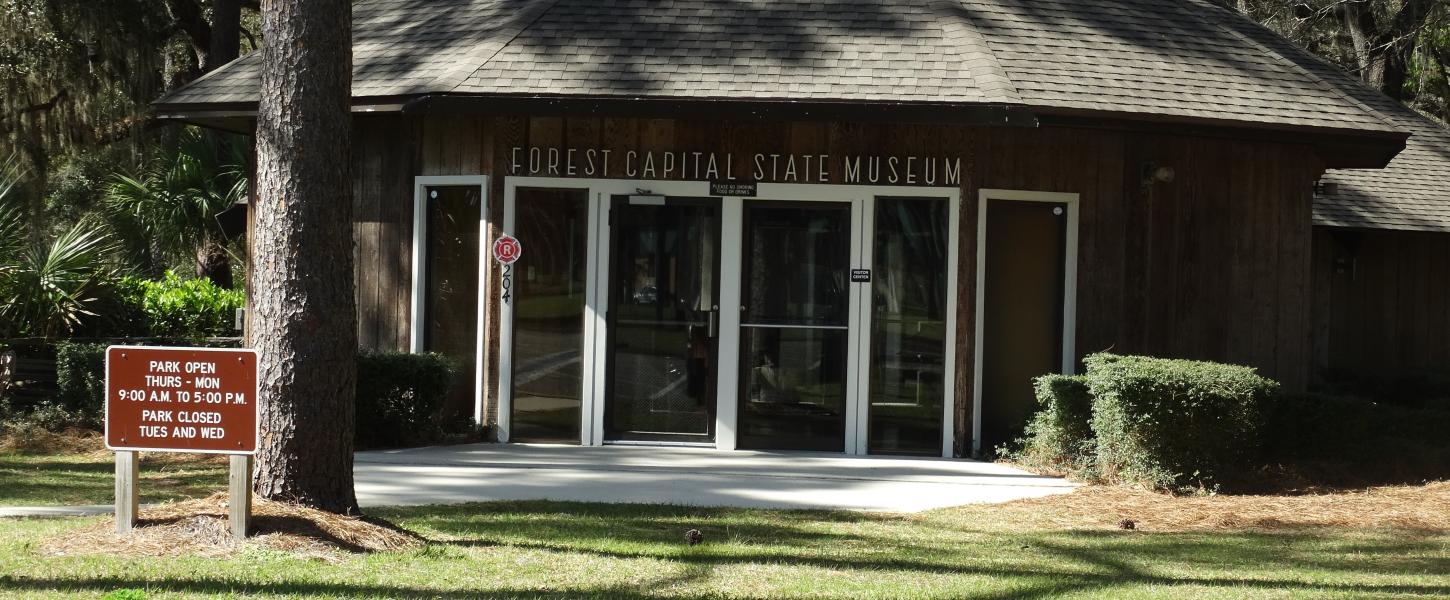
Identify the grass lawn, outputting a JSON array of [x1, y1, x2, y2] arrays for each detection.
[[1, 442, 1447, 598], [1, 495, 1448, 598], [0, 442, 228, 507]]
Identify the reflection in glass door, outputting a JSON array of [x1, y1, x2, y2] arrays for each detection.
[[423, 186, 481, 422], [867, 198, 949, 455], [737, 203, 852, 451], [605, 197, 721, 442], [510, 188, 590, 443]]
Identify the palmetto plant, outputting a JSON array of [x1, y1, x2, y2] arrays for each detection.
[[105, 127, 248, 288], [0, 155, 120, 338], [0, 158, 22, 266]]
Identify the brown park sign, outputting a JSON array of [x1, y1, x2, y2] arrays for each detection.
[[105, 346, 259, 454]]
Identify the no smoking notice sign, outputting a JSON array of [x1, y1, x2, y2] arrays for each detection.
[[105, 346, 259, 454]]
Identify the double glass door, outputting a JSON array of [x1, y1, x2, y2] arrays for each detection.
[[507, 184, 955, 456], [732, 198, 950, 455]]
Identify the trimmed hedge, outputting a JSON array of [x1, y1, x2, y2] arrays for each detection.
[[1084, 353, 1278, 493], [355, 351, 458, 449], [1013, 374, 1095, 476]]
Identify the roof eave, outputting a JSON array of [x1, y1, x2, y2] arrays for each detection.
[[1033, 106, 1408, 169]]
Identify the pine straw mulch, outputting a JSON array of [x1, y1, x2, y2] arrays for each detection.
[[40, 492, 423, 562], [994, 481, 1450, 532], [0, 427, 108, 456]]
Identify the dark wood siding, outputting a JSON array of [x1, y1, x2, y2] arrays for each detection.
[[352, 116, 420, 352], [348, 115, 1323, 453], [978, 128, 1318, 395], [1312, 227, 1450, 378]]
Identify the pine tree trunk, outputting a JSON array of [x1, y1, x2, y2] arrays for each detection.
[[251, 0, 357, 514], [208, 0, 241, 71]]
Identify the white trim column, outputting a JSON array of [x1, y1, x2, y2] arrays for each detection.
[[715, 195, 745, 450]]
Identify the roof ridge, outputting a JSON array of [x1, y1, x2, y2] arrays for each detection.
[[425, 0, 564, 94], [934, 0, 1021, 104], [1190, 0, 1403, 134]]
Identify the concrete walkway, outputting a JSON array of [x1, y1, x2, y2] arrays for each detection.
[[0, 444, 1075, 517], [353, 443, 1075, 512]]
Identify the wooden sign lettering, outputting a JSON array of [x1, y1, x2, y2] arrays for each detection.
[[105, 346, 259, 454]]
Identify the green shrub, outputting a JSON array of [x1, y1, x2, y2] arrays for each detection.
[[1084, 353, 1278, 493], [1012, 374, 1096, 477], [355, 351, 458, 449], [111, 271, 243, 338], [54, 341, 107, 418]]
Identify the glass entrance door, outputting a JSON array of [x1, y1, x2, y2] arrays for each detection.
[[737, 202, 853, 451], [866, 197, 950, 455], [604, 196, 721, 442]]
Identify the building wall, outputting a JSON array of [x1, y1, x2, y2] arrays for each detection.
[[350, 115, 1322, 454], [1312, 227, 1450, 378]]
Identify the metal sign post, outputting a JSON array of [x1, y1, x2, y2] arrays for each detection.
[[105, 346, 259, 539]]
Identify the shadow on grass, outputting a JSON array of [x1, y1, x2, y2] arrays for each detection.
[[389, 501, 1450, 595], [0, 575, 703, 599], [3, 546, 1448, 600], [5, 501, 1448, 598], [0, 455, 226, 505]]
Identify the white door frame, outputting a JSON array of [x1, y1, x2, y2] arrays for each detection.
[[972, 188, 1080, 456], [410, 175, 490, 426], [499, 178, 711, 445], [497, 177, 959, 457]]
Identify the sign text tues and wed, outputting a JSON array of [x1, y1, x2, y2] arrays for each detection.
[[509, 147, 964, 186]]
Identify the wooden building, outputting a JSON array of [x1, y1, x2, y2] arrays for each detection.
[[156, 0, 1434, 457], [1313, 78, 1450, 382]]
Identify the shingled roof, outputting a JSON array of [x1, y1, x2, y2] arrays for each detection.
[[156, 0, 1448, 231], [1316, 98, 1450, 233], [157, 0, 1401, 136], [1175, 4, 1450, 233]]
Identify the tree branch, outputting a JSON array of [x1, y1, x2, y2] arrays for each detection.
[[2, 91, 69, 123], [163, 0, 213, 68]]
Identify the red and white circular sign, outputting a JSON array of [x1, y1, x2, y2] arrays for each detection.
[[493, 234, 522, 265]]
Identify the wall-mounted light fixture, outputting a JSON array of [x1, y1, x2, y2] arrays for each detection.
[[1313, 180, 1339, 197]]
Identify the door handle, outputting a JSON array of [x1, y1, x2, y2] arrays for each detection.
[[708, 309, 719, 338]]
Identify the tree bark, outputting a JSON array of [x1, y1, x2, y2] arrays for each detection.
[[164, 0, 213, 74], [1340, 0, 1439, 101], [252, 0, 357, 514]]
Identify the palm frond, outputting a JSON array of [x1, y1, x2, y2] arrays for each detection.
[[102, 127, 249, 267], [0, 153, 27, 264], [0, 220, 119, 338]]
